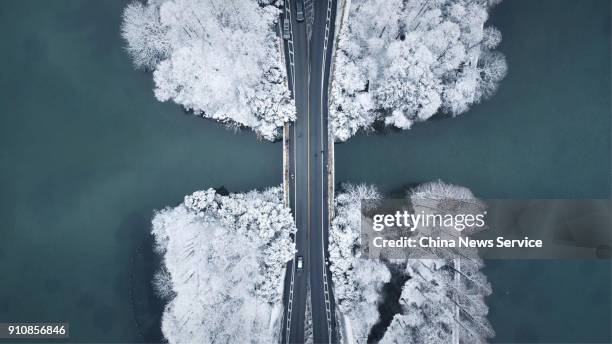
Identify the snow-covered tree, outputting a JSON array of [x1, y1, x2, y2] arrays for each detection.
[[151, 186, 296, 343], [152, 266, 174, 300], [122, 0, 294, 140], [381, 181, 494, 344], [121, 1, 170, 70], [331, 0, 507, 141], [329, 183, 390, 343], [381, 258, 494, 344]]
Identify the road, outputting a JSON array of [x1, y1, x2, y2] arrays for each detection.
[[280, 0, 338, 343]]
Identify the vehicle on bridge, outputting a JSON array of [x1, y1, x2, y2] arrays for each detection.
[[296, 256, 303, 271], [295, 1, 305, 22], [283, 18, 290, 39]]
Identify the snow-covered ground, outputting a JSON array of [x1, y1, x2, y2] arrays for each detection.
[[122, 0, 294, 140], [330, 0, 507, 141], [151, 187, 296, 343], [330, 181, 494, 343]]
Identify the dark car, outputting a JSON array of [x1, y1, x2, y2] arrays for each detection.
[[296, 1, 305, 22]]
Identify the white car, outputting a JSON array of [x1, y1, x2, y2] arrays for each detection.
[[296, 256, 303, 271], [283, 18, 290, 39]]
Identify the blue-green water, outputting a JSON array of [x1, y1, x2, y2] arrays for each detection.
[[336, 0, 611, 342], [0, 0, 609, 343], [0, 1, 280, 342]]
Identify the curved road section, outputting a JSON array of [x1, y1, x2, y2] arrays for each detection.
[[280, 0, 338, 343]]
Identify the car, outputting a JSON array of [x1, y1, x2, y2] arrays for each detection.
[[291, 173, 295, 180], [296, 1, 305, 22], [296, 256, 303, 271], [283, 18, 290, 39]]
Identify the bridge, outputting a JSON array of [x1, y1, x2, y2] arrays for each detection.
[[279, 0, 339, 343]]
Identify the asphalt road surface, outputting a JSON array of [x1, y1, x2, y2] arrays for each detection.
[[280, 0, 338, 343]]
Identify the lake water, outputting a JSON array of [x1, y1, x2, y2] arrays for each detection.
[[0, 0, 609, 343], [336, 0, 611, 342]]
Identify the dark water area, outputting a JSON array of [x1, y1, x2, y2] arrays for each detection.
[[0, 0, 609, 343], [336, 0, 611, 342], [367, 264, 409, 343], [0, 1, 280, 342]]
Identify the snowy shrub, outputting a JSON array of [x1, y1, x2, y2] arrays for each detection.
[[152, 267, 174, 300], [121, 1, 170, 70], [122, 0, 294, 140], [152, 186, 296, 343], [331, 0, 507, 141], [329, 183, 390, 344]]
